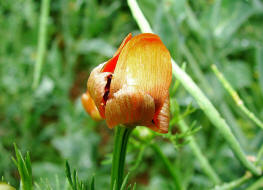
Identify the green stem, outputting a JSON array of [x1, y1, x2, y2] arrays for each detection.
[[256, 145, 263, 164], [151, 144, 182, 190], [111, 126, 133, 190], [211, 64, 263, 130], [247, 176, 263, 190], [171, 60, 260, 175], [128, 0, 261, 176], [179, 120, 221, 184], [211, 172, 252, 190], [33, 0, 50, 89]]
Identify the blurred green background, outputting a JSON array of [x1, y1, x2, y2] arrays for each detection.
[[0, 0, 263, 189]]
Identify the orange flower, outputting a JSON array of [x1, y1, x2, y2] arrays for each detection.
[[82, 33, 172, 133]]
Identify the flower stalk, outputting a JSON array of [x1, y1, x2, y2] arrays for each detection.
[[111, 126, 134, 190], [212, 172, 252, 190], [128, 0, 261, 176], [211, 64, 263, 130]]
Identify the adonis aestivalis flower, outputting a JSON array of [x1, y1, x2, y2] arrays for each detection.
[[82, 33, 172, 133]]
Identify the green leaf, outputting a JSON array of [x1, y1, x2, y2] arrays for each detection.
[[120, 172, 130, 190], [90, 175, 95, 190], [12, 144, 33, 190], [65, 161, 90, 190], [132, 183, 137, 190], [65, 161, 73, 187], [113, 180, 117, 190]]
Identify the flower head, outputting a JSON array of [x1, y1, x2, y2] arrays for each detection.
[[82, 33, 172, 133]]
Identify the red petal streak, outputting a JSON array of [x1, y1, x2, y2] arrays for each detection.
[[102, 33, 132, 73], [150, 95, 170, 133]]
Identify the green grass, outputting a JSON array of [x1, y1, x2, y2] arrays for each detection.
[[0, 0, 263, 189]]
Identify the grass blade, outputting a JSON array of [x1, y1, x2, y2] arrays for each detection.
[[12, 144, 33, 190], [90, 175, 95, 190], [120, 172, 130, 190], [33, 0, 50, 89]]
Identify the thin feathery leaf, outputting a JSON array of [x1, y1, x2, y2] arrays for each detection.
[[132, 183, 136, 190], [65, 161, 73, 188], [90, 175, 95, 190], [12, 144, 33, 190], [120, 172, 130, 190]]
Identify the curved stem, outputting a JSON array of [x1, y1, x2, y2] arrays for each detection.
[[212, 64, 263, 130], [211, 172, 252, 190], [247, 176, 263, 190], [128, 0, 261, 176], [110, 126, 133, 190], [151, 144, 182, 190]]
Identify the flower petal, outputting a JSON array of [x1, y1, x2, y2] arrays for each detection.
[[105, 87, 155, 128], [109, 33, 172, 112], [148, 95, 170, 133], [81, 92, 102, 121], [87, 63, 112, 118], [102, 33, 132, 73]]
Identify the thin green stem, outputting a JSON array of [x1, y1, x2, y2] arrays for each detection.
[[171, 60, 260, 175], [181, 34, 249, 148], [33, 0, 50, 89], [211, 172, 252, 190], [111, 126, 133, 190], [179, 120, 221, 184], [211, 64, 263, 130], [256, 145, 263, 165], [151, 144, 182, 190], [247, 176, 263, 190], [127, 0, 153, 33], [127, 0, 261, 175]]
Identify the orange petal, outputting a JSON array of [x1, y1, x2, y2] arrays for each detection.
[[87, 63, 112, 118], [109, 33, 172, 112], [81, 92, 102, 121], [102, 33, 132, 73], [105, 87, 155, 128], [147, 95, 170, 133]]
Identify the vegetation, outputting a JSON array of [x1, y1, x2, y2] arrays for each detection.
[[0, 0, 263, 189]]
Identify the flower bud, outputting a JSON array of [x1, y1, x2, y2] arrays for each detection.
[[82, 33, 172, 133]]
